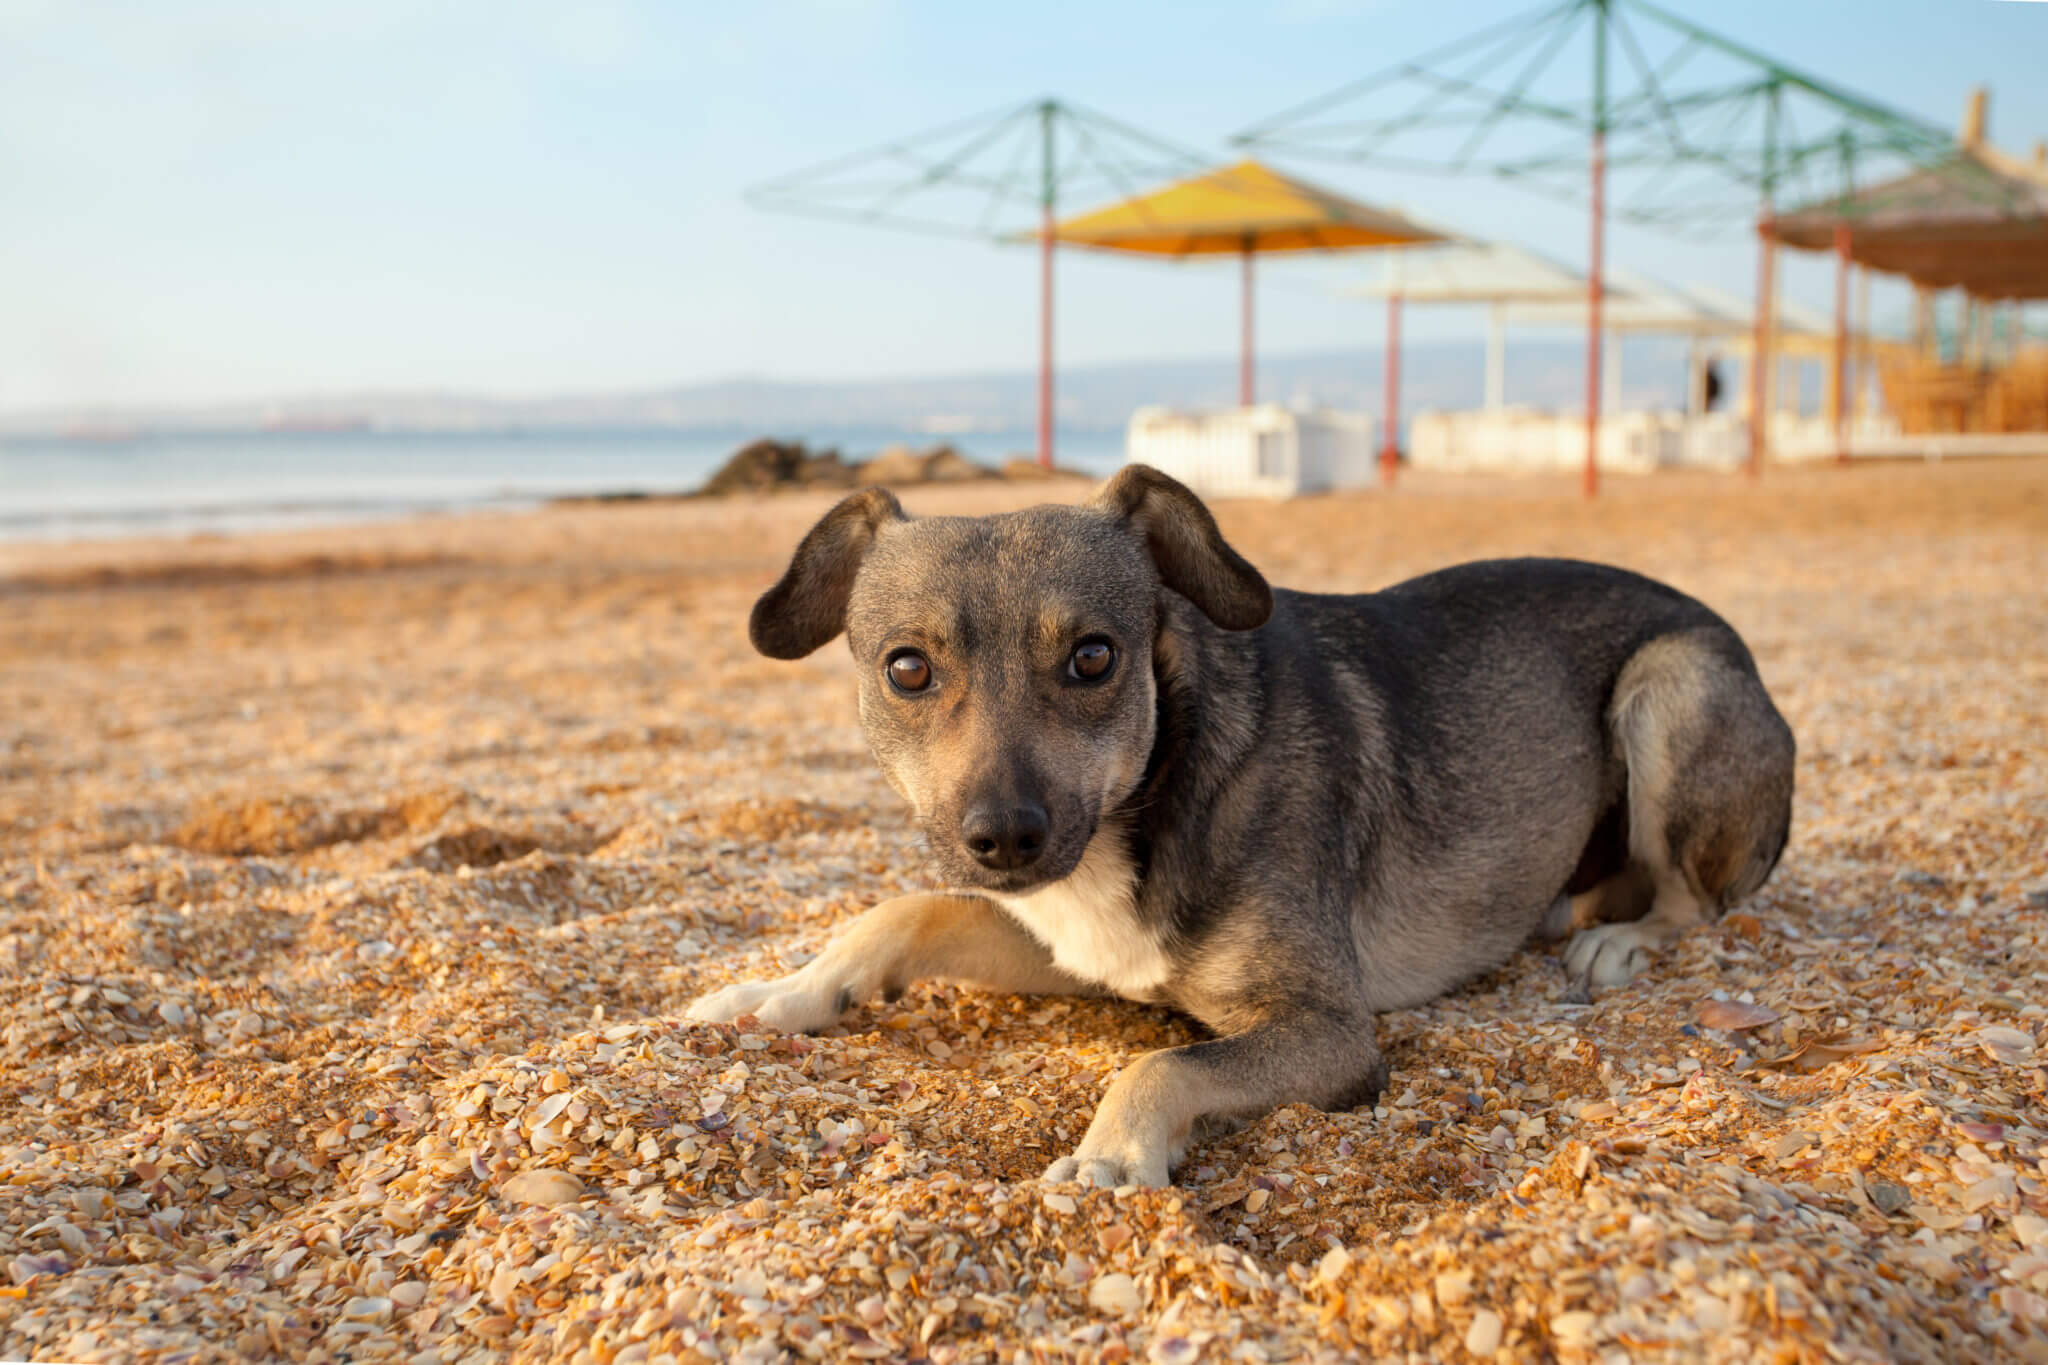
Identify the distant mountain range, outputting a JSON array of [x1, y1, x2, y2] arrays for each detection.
[[0, 338, 1695, 439]]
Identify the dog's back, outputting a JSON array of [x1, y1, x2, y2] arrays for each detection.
[[1145, 558, 1791, 1012]]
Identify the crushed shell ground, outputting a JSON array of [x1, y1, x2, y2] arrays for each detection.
[[2, 459, 2046, 1364]]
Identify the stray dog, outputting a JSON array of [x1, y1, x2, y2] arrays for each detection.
[[689, 466, 1795, 1187]]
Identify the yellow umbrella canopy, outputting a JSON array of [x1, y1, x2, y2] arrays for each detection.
[[1045, 159, 1443, 404], [1048, 158, 1442, 255]]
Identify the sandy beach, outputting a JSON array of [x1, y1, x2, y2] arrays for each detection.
[[4, 459, 2047, 1364]]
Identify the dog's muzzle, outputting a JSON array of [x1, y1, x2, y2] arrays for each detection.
[[958, 800, 1049, 872]]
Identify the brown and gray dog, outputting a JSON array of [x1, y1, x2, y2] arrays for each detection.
[[689, 465, 1795, 1187]]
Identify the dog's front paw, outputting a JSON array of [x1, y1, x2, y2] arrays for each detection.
[[1042, 1144, 1172, 1190], [1041, 1107, 1181, 1189], [1562, 920, 1674, 998], [685, 969, 847, 1034]]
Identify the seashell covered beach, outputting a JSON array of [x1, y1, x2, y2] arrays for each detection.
[[3, 459, 2046, 1364]]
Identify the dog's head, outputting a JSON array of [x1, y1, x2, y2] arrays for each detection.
[[749, 465, 1271, 893]]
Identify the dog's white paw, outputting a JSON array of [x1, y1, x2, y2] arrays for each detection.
[[1042, 1116, 1180, 1189], [685, 969, 846, 1034], [1042, 1146, 1172, 1190], [1563, 920, 1673, 997]]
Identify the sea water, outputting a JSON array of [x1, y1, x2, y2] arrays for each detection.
[[0, 428, 1128, 542]]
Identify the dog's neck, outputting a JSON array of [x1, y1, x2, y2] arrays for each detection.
[[1126, 590, 1269, 872]]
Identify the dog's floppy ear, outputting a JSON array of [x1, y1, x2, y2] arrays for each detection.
[[749, 487, 906, 658], [1091, 464, 1272, 630]]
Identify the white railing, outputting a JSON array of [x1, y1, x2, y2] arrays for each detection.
[[1125, 405, 1378, 499], [1410, 409, 1908, 473]]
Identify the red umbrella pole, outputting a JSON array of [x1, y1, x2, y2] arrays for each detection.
[[1038, 208, 1055, 469], [1583, 127, 1604, 500], [1747, 219, 1775, 478], [1379, 292, 1402, 487], [1240, 238, 1255, 407]]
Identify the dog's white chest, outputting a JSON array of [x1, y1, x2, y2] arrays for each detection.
[[993, 830, 1173, 999]]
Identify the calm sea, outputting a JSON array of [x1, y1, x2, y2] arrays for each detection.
[[0, 428, 1129, 543]]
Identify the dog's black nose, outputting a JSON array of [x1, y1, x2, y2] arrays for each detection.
[[961, 802, 1049, 871]]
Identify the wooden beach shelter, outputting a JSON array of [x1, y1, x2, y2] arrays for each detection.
[[1042, 159, 1443, 475], [1352, 251, 1839, 472], [1507, 269, 1836, 417], [1764, 90, 2048, 457], [1349, 243, 1588, 471]]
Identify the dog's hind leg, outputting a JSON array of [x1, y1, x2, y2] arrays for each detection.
[[1559, 865, 1665, 1001], [1565, 629, 1795, 997], [687, 892, 1103, 1033]]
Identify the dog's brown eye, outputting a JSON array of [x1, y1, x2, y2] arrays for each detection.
[[1068, 638, 1116, 682], [887, 650, 932, 694]]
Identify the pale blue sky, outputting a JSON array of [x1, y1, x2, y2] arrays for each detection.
[[2, 0, 2043, 412]]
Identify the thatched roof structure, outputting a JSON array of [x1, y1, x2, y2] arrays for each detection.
[[1769, 98, 2048, 299]]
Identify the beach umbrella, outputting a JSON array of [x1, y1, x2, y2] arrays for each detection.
[[1041, 159, 1443, 422]]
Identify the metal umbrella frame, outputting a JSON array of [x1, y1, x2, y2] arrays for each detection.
[[1235, 0, 1994, 494], [747, 98, 1216, 469]]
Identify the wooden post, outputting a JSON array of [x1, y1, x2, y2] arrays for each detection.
[[1485, 303, 1506, 410], [1604, 326, 1621, 413], [1584, 0, 1607, 499], [1854, 265, 1871, 419], [1379, 293, 1402, 487], [1585, 127, 1605, 500], [1832, 223, 1850, 464], [1761, 237, 1781, 432]]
